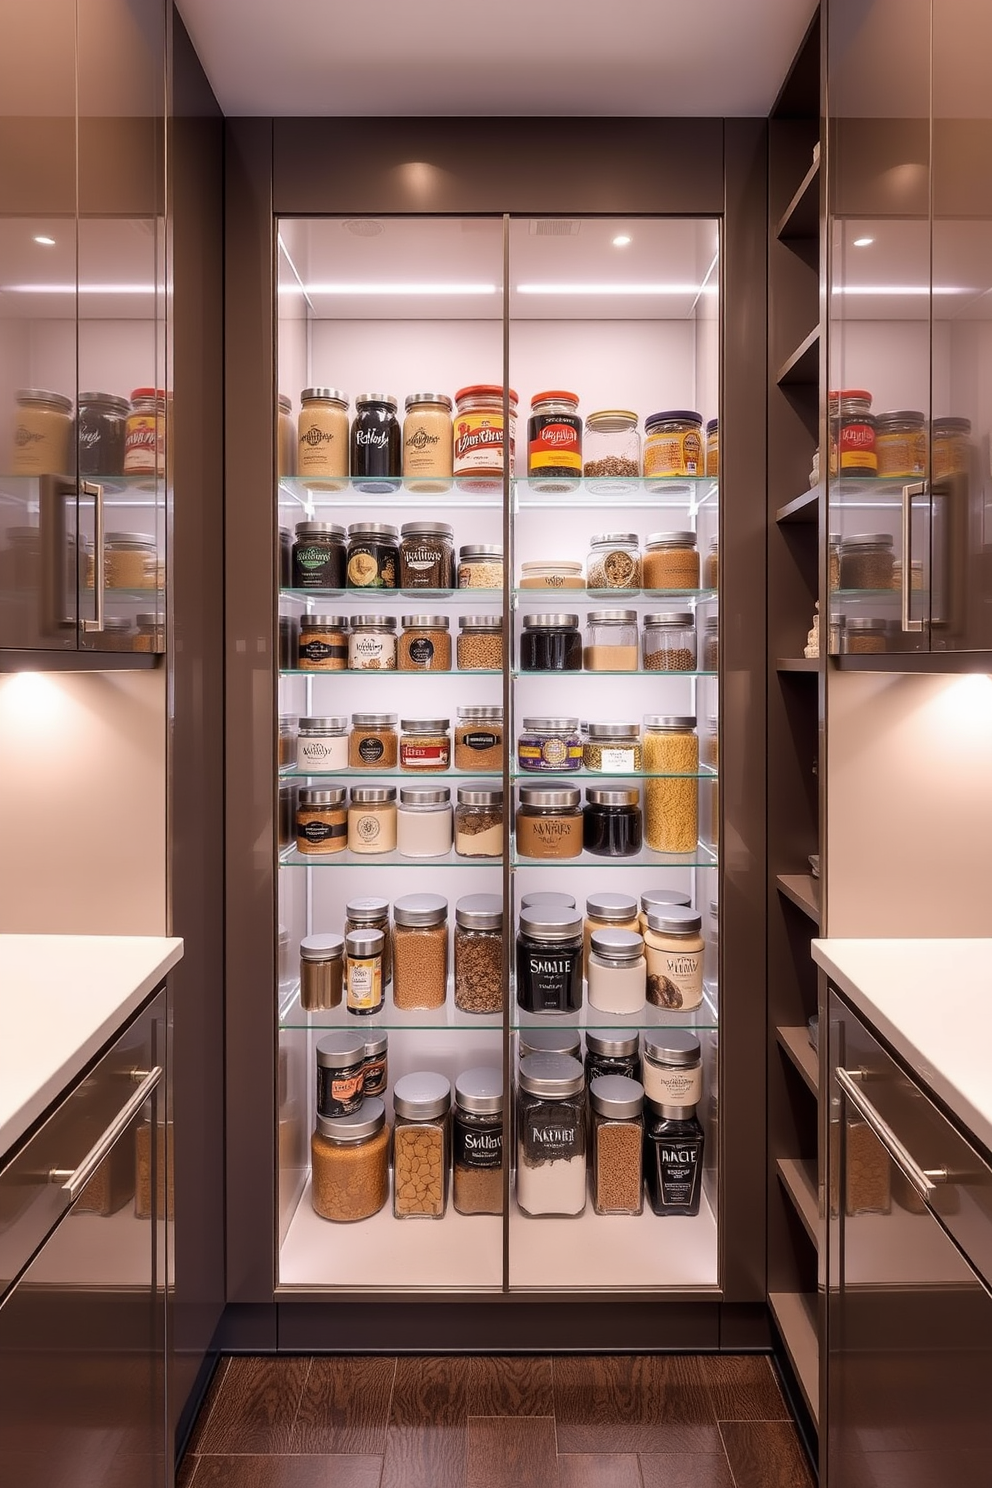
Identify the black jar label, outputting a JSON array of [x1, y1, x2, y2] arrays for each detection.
[[299, 818, 346, 844], [316, 1062, 365, 1117], [454, 1121, 502, 1171], [299, 638, 347, 664], [656, 1139, 702, 1208], [408, 637, 435, 666], [462, 731, 498, 751], [358, 736, 385, 763], [522, 1106, 581, 1163], [520, 949, 580, 1013]]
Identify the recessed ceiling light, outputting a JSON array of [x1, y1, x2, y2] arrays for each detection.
[[285, 283, 498, 296], [516, 283, 703, 296], [853, 236, 874, 247], [33, 235, 56, 246], [612, 234, 632, 247]]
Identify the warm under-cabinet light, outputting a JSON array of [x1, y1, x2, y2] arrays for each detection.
[[289, 283, 498, 296], [833, 285, 968, 296], [3, 283, 156, 294], [516, 283, 705, 295]]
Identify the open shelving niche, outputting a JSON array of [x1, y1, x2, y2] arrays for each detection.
[[273, 213, 721, 1293]]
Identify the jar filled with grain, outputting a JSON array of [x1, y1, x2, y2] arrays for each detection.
[[348, 614, 397, 671], [839, 534, 894, 591], [643, 611, 696, 672], [454, 893, 503, 1015], [106, 532, 157, 589], [399, 718, 451, 772], [581, 721, 641, 774], [644, 907, 705, 1010], [279, 716, 298, 770], [299, 614, 349, 672], [586, 533, 641, 591], [458, 545, 503, 590], [397, 784, 453, 859], [348, 713, 398, 769], [515, 785, 584, 860], [296, 786, 348, 855], [843, 617, 887, 655], [345, 898, 392, 986], [892, 559, 924, 592], [300, 933, 344, 1011], [875, 410, 926, 480], [455, 782, 503, 858], [399, 520, 455, 589], [828, 534, 841, 593], [702, 715, 719, 849], [134, 612, 164, 652], [702, 615, 719, 672], [583, 609, 638, 671], [292, 522, 347, 590], [703, 538, 719, 590], [583, 409, 640, 490], [311, 1098, 390, 1223], [642, 532, 700, 591], [453, 1067, 504, 1215], [347, 785, 397, 855], [517, 717, 582, 773], [705, 418, 719, 477], [392, 893, 449, 1011], [398, 615, 451, 671], [932, 417, 971, 479], [590, 1075, 644, 1215], [392, 1072, 451, 1219], [454, 707, 503, 771], [643, 716, 699, 853], [457, 614, 503, 671]]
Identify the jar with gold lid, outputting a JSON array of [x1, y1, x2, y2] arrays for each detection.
[[583, 409, 640, 490]]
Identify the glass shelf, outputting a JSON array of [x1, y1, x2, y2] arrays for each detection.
[[279, 986, 502, 1033], [513, 475, 719, 512], [510, 768, 717, 782], [0, 472, 162, 502], [279, 767, 502, 780], [279, 667, 502, 677], [510, 842, 718, 869], [279, 476, 502, 510], [512, 588, 717, 606], [511, 669, 716, 678], [511, 1000, 719, 1034], [280, 587, 503, 604], [280, 848, 503, 868], [831, 475, 921, 510], [830, 588, 923, 603]]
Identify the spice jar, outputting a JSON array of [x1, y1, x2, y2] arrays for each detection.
[[643, 716, 698, 853], [12, 389, 73, 475], [516, 1055, 586, 1217], [348, 785, 398, 855], [346, 524, 398, 589], [581, 722, 642, 774], [839, 534, 894, 591], [299, 614, 349, 672], [398, 615, 451, 671], [874, 410, 926, 479], [583, 609, 638, 671], [518, 1028, 581, 1060], [348, 714, 398, 769], [842, 617, 887, 655], [402, 394, 453, 492], [702, 616, 718, 672], [278, 781, 297, 852], [454, 893, 503, 1014], [643, 1029, 703, 1105], [78, 392, 129, 476], [279, 615, 299, 670], [392, 893, 449, 1011], [519, 613, 582, 671], [453, 1067, 503, 1214], [643, 611, 696, 672], [703, 539, 719, 590], [300, 933, 344, 1011], [454, 707, 503, 771], [583, 409, 640, 488], [278, 395, 295, 479], [932, 417, 971, 479], [457, 615, 503, 671], [829, 390, 876, 475], [515, 907, 583, 1016], [362, 1032, 388, 1097], [123, 389, 166, 475], [292, 522, 346, 590], [105, 532, 157, 589], [644, 410, 703, 478], [311, 1098, 390, 1223], [399, 718, 451, 772], [642, 532, 700, 591], [590, 1076, 644, 1215], [455, 782, 503, 858], [298, 388, 349, 488], [298, 716, 348, 772], [638, 887, 692, 936], [345, 928, 385, 1016], [453, 384, 516, 490], [392, 1072, 451, 1218], [351, 393, 401, 493], [705, 418, 719, 478], [134, 612, 164, 653], [398, 521, 455, 592], [519, 560, 585, 590], [585, 1029, 641, 1086], [517, 716, 582, 774], [645, 1094, 704, 1217], [348, 615, 397, 671], [527, 390, 582, 491], [315, 1032, 367, 1118], [296, 786, 348, 856], [586, 534, 641, 591], [644, 908, 705, 1010], [516, 785, 583, 860], [587, 929, 646, 1015], [583, 893, 640, 979], [457, 544, 503, 590], [279, 716, 298, 770], [397, 785, 453, 858], [345, 898, 392, 986]]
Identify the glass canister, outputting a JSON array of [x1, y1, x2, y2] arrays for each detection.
[[582, 722, 642, 773], [392, 893, 449, 1011], [643, 611, 696, 672], [519, 892, 576, 914], [345, 928, 385, 1016], [583, 892, 640, 979], [105, 532, 157, 589], [583, 786, 643, 857], [932, 417, 971, 479], [454, 893, 503, 1015], [642, 1029, 703, 1112], [292, 522, 346, 590], [590, 1075, 645, 1216], [457, 614, 503, 671], [702, 715, 719, 849], [642, 532, 700, 591], [515, 785, 583, 861], [278, 394, 296, 478], [351, 392, 401, 493], [892, 559, 924, 593], [453, 1066, 504, 1215], [453, 384, 517, 490], [392, 1072, 452, 1219], [454, 706, 503, 771], [644, 410, 703, 478], [515, 908, 583, 1015], [315, 1032, 367, 1118], [77, 392, 129, 475], [457, 544, 503, 590], [345, 897, 392, 985], [587, 929, 646, 1015], [583, 409, 640, 488], [515, 1054, 586, 1217], [519, 559, 585, 590], [397, 784, 453, 858], [839, 534, 895, 591], [348, 713, 398, 769], [299, 933, 344, 1011], [638, 887, 692, 936], [703, 538, 719, 590], [12, 389, 73, 475], [399, 718, 451, 772], [583, 609, 638, 671], [278, 781, 297, 852], [705, 418, 719, 477], [875, 410, 926, 479], [527, 390, 582, 491], [643, 716, 699, 853], [299, 615, 349, 672], [399, 522, 455, 590], [828, 389, 876, 475], [519, 613, 582, 671], [298, 716, 348, 772], [402, 393, 453, 492], [585, 1029, 641, 1085], [298, 388, 349, 488], [828, 533, 841, 593], [279, 615, 299, 670], [348, 614, 397, 672], [347, 785, 398, 855], [454, 782, 503, 858], [702, 615, 718, 672], [398, 615, 451, 672], [586, 533, 641, 591], [123, 388, 166, 475], [517, 716, 582, 774], [134, 612, 164, 652], [843, 617, 887, 655], [311, 1098, 390, 1223], [643, 907, 705, 1010], [346, 524, 398, 589], [518, 1028, 581, 1060], [295, 786, 347, 856]]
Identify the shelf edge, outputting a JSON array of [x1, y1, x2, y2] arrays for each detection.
[[776, 1025, 819, 1095], [768, 1291, 819, 1425], [776, 1157, 819, 1248]]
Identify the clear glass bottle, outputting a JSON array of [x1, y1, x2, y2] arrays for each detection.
[[583, 609, 638, 671], [583, 409, 640, 489], [587, 928, 646, 1015], [392, 1072, 452, 1219], [586, 533, 641, 591], [643, 716, 699, 852], [391, 893, 448, 1011], [590, 1075, 645, 1215], [515, 1054, 586, 1217], [454, 893, 503, 1014], [642, 611, 696, 672], [453, 1066, 504, 1215]]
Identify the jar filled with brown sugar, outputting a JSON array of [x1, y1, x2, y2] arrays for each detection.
[[843, 617, 887, 654], [453, 1067, 503, 1215], [515, 785, 583, 860], [106, 532, 157, 589], [299, 614, 349, 672], [399, 718, 451, 772], [457, 614, 503, 671], [392, 893, 449, 1010], [398, 614, 451, 671], [455, 782, 503, 858], [702, 615, 719, 672], [454, 707, 503, 771], [348, 713, 398, 769], [583, 609, 638, 671], [296, 786, 347, 855], [311, 1098, 389, 1222], [642, 531, 700, 591], [399, 520, 455, 589], [703, 538, 719, 590], [590, 1075, 644, 1216], [392, 1072, 451, 1219]]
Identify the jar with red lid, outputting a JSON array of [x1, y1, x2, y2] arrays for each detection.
[[828, 389, 876, 476], [123, 388, 167, 475], [453, 385, 517, 490], [527, 390, 581, 491]]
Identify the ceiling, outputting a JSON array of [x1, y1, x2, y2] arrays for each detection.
[[176, 0, 818, 118]]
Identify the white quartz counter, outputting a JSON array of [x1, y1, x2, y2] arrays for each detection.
[[0, 935, 183, 1156], [812, 938, 992, 1155]]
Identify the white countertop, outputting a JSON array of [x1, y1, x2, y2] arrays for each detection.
[[812, 938, 992, 1155], [0, 935, 183, 1156]]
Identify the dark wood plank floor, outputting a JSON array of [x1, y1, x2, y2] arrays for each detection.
[[179, 1355, 813, 1488]]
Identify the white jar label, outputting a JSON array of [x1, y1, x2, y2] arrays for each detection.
[[597, 746, 637, 772], [347, 958, 382, 1012], [645, 943, 703, 1010], [643, 1060, 702, 1108]]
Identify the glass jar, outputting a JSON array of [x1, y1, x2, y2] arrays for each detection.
[[875, 410, 926, 479], [644, 907, 705, 1010], [839, 534, 895, 591], [348, 785, 397, 855], [345, 898, 391, 986], [105, 532, 157, 589], [77, 392, 129, 476], [642, 532, 700, 591], [399, 718, 451, 772], [892, 559, 924, 594], [828, 533, 842, 593], [581, 722, 642, 774], [348, 615, 397, 672], [583, 409, 640, 489], [519, 613, 582, 671], [298, 716, 348, 772], [586, 533, 641, 591], [518, 1028, 581, 1060], [703, 538, 719, 590], [453, 384, 517, 490], [398, 521, 454, 591], [590, 1076, 644, 1216], [457, 544, 503, 590], [705, 418, 719, 477], [457, 615, 503, 671], [134, 611, 164, 653], [397, 785, 453, 858], [398, 614, 451, 671], [12, 388, 73, 475], [454, 782, 503, 858], [311, 1098, 390, 1223], [454, 707, 503, 771], [279, 615, 298, 670], [296, 786, 347, 856], [299, 614, 349, 672], [643, 611, 696, 672], [515, 908, 583, 1015], [519, 892, 576, 914], [362, 1032, 388, 1097], [300, 933, 344, 1011], [292, 522, 346, 590], [298, 387, 349, 488], [517, 716, 582, 774], [123, 388, 166, 475], [278, 394, 296, 478], [642, 1029, 703, 1111], [348, 713, 398, 769], [583, 892, 640, 979], [345, 928, 385, 1016], [402, 394, 453, 492], [932, 417, 971, 479], [278, 781, 297, 852], [453, 1067, 503, 1215], [515, 785, 583, 861], [702, 616, 718, 673], [454, 893, 503, 1015], [351, 392, 400, 493], [643, 716, 699, 852], [278, 715, 298, 771], [829, 389, 876, 475], [583, 609, 638, 671], [392, 893, 449, 1011], [519, 560, 585, 590], [583, 786, 642, 858], [843, 617, 887, 655], [585, 1029, 641, 1086], [346, 523, 399, 589], [315, 1032, 367, 1118], [392, 1072, 452, 1218], [702, 715, 719, 849], [644, 410, 703, 478], [638, 887, 692, 937], [645, 1097, 705, 1217], [527, 390, 582, 491], [516, 1055, 586, 1217], [90, 616, 136, 651], [587, 928, 646, 1015]]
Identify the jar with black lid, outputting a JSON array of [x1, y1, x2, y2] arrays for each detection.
[[77, 392, 129, 475], [527, 390, 582, 491], [315, 1032, 367, 1118], [453, 1066, 504, 1215], [585, 1030, 641, 1086], [399, 521, 455, 591], [346, 523, 398, 589], [351, 393, 401, 492], [292, 522, 346, 590], [515, 907, 583, 1015], [519, 613, 582, 671], [584, 786, 642, 857]]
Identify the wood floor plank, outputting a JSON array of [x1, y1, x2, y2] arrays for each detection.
[[465, 1356, 555, 1416], [639, 1451, 735, 1488], [719, 1420, 815, 1488], [698, 1356, 789, 1422], [292, 1357, 396, 1454], [195, 1357, 311, 1456], [389, 1356, 469, 1427], [184, 1359, 232, 1456], [380, 1425, 466, 1488], [557, 1452, 643, 1488], [554, 1355, 721, 1454], [191, 1455, 382, 1488], [466, 1416, 558, 1488]]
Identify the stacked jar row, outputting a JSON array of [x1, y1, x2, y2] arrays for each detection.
[[286, 781, 503, 859], [518, 611, 717, 672], [11, 386, 167, 477], [283, 522, 502, 593], [831, 532, 928, 594], [828, 390, 971, 480], [281, 613, 502, 672], [519, 532, 717, 594], [280, 711, 503, 775]]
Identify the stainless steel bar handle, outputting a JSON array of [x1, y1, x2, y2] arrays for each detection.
[[901, 480, 926, 633], [50, 1066, 162, 1199], [836, 1066, 945, 1202], [80, 479, 105, 634]]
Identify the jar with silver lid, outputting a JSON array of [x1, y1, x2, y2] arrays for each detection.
[[642, 1029, 702, 1109], [346, 523, 399, 589], [311, 1098, 390, 1222], [454, 782, 503, 859], [296, 786, 347, 856], [345, 897, 391, 985], [583, 409, 641, 489], [587, 928, 646, 1015], [78, 391, 129, 476], [519, 892, 577, 914], [392, 893, 449, 1011], [583, 609, 639, 671], [105, 531, 157, 590], [839, 534, 895, 591], [351, 393, 401, 493], [583, 785, 643, 858], [515, 784, 584, 861], [348, 614, 397, 671], [702, 615, 719, 672], [299, 614, 349, 672], [457, 614, 503, 671], [398, 614, 451, 672], [843, 616, 888, 655], [457, 544, 504, 590], [643, 611, 696, 672], [643, 907, 705, 1010], [454, 707, 503, 771], [585, 1029, 641, 1085], [362, 1032, 388, 1096], [518, 1028, 581, 1060], [642, 532, 700, 591], [638, 887, 692, 936], [453, 1066, 504, 1214], [519, 615, 582, 671], [347, 785, 398, 855], [583, 892, 640, 979], [582, 722, 642, 774], [134, 612, 164, 653], [399, 718, 451, 772], [586, 533, 641, 591], [13, 388, 73, 476], [345, 928, 385, 1017], [397, 785, 453, 859], [590, 1075, 645, 1216], [402, 395, 453, 493], [315, 1031, 367, 1118], [298, 388, 349, 488], [517, 716, 582, 774], [454, 893, 503, 1015], [300, 933, 344, 1011], [298, 716, 348, 772], [292, 522, 347, 590], [399, 521, 454, 590], [516, 1054, 586, 1217], [515, 907, 583, 1015], [392, 1072, 452, 1219]]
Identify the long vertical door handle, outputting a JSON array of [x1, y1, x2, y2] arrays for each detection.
[[39, 474, 75, 633], [901, 480, 925, 633], [80, 480, 105, 633]]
